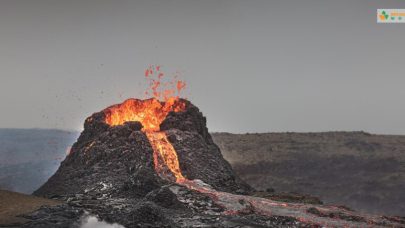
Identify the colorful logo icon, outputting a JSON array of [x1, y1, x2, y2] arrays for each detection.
[[379, 11, 389, 21], [377, 9, 405, 23]]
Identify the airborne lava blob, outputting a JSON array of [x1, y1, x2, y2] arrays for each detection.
[[104, 66, 186, 182]]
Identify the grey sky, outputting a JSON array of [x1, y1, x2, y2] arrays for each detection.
[[1, 0, 405, 134]]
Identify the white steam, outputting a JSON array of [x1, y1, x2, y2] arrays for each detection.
[[80, 213, 124, 228]]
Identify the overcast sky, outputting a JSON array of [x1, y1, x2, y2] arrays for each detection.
[[1, 0, 405, 134]]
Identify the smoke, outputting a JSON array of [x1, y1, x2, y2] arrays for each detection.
[[80, 214, 124, 228]]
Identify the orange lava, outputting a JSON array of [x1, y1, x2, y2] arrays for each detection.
[[146, 131, 185, 181], [103, 65, 187, 182], [104, 98, 185, 131]]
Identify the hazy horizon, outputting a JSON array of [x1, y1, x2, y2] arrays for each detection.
[[1, 0, 405, 134], [2, 127, 404, 136]]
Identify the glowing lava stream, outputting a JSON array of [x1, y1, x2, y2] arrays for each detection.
[[145, 131, 184, 181]]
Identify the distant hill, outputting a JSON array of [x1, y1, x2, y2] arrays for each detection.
[[211, 132, 405, 216], [0, 129, 78, 194]]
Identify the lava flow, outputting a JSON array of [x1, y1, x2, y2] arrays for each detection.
[[104, 65, 186, 182]]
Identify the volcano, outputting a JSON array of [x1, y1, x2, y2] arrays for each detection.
[[28, 98, 405, 227], [35, 98, 251, 197]]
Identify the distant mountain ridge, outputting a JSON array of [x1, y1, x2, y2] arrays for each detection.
[[211, 131, 405, 216]]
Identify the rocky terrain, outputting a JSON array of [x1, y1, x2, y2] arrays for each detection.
[[0, 190, 61, 225], [1, 99, 404, 227], [212, 132, 405, 217]]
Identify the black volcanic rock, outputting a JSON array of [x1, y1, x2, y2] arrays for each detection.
[[162, 100, 252, 193], [34, 99, 251, 199]]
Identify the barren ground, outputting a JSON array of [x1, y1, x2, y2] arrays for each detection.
[[212, 131, 405, 216], [0, 189, 61, 225]]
